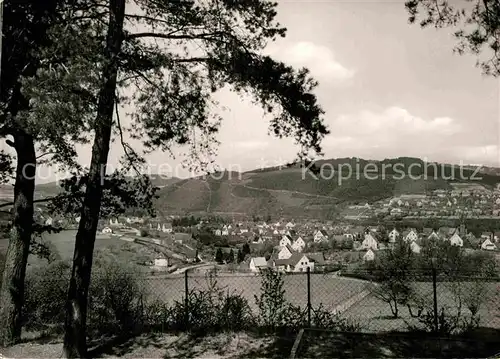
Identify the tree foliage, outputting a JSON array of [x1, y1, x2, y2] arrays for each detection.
[[370, 241, 416, 318], [215, 247, 223, 264], [47, 171, 159, 219], [405, 0, 500, 76]]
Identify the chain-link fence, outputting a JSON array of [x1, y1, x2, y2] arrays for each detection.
[[20, 263, 500, 338], [142, 266, 500, 335]]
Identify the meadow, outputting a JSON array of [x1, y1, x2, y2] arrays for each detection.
[[143, 272, 500, 333], [39, 230, 119, 260], [144, 272, 370, 314], [344, 281, 500, 332]]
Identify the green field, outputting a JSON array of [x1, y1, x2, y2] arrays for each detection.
[[143, 273, 500, 333], [344, 281, 500, 332], [38, 230, 122, 260], [144, 273, 369, 313]]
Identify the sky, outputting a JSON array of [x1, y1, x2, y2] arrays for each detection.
[[30, 0, 500, 182]]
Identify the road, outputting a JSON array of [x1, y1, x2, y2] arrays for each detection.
[[171, 262, 216, 274]]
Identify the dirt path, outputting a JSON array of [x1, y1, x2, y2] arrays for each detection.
[[240, 184, 338, 200]]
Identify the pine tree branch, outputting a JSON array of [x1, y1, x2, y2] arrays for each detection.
[[125, 31, 225, 41]]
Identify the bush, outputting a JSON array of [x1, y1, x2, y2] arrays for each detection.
[[23, 260, 71, 330], [23, 250, 149, 338], [87, 251, 146, 335], [254, 268, 361, 332], [167, 268, 254, 333]]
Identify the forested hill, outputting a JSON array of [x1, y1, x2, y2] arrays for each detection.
[[2, 157, 497, 219]]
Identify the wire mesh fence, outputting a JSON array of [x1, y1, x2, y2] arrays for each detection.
[[20, 264, 500, 338], [141, 266, 500, 335]]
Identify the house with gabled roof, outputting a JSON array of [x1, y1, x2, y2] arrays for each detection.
[[252, 236, 264, 244], [278, 245, 294, 259], [403, 229, 418, 242], [427, 231, 439, 241], [448, 232, 463, 247], [410, 241, 421, 254], [313, 229, 328, 243], [363, 249, 375, 262], [388, 228, 399, 243], [481, 238, 497, 251], [361, 233, 378, 251], [249, 257, 269, 272], [280, 235, 293, 247], [291, 236, 306, 252], [272, 252, 325, 273]]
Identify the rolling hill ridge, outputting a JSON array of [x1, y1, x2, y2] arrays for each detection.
[[1, 157, 498, 219]]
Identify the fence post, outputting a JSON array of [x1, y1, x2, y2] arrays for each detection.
[[307, 266, 311, 328], [432, 265, 438, 334], [184, 269, 189, 329]]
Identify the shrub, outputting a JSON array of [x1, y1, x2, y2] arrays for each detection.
[[23, 260, 71, 330], [87, 251, 146, 335], [254, 268, 361, 332], [254, 268, 289, 329], [166, 268, 253, 333], [23, 250, 149, 338]]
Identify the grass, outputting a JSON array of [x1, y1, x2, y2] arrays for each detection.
[[343, 281, 500, 332], [144, 272, 369, 314], [38, 230, 125, 260]]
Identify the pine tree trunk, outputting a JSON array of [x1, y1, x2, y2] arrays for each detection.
[[0, 132, 36, 346], [62, 0, 125, 357]]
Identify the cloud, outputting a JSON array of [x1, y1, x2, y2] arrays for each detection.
[[266, 41, 354, 81], [454, 145, 500, 166], [332, 107, 462, 138], [320, 106, 484, 164]]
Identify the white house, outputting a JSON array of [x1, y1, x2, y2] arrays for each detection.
[[448, 232, 464, 247], [249, 257, 268, 272], [410, 241, 421, 254], [388, 228, 399, 243], [361, 233, 378, 251], [102, 226, 113, 234], [45, 217, 53, 226], [75, 216, 81, 223], [290, 254, 314, 272], [162, 223, 173, 233], [428, 231, 440, 241], [285, 222, 295, 229], [221, 228, 229, 236], [214, 229, 222, 236], [404, 229, 419, 242], [154, 258, 169, 267], [280, 235, 293, 247], [363, 249, 375, 262], [313, 230, 328, 243], [481, 238, 497, 251], [278, 245, 293, 259], [291, 237, 306, 252]]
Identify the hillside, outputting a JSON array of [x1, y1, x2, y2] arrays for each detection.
[[2, 157, 498, 220], [152, 157, 500, 219]]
